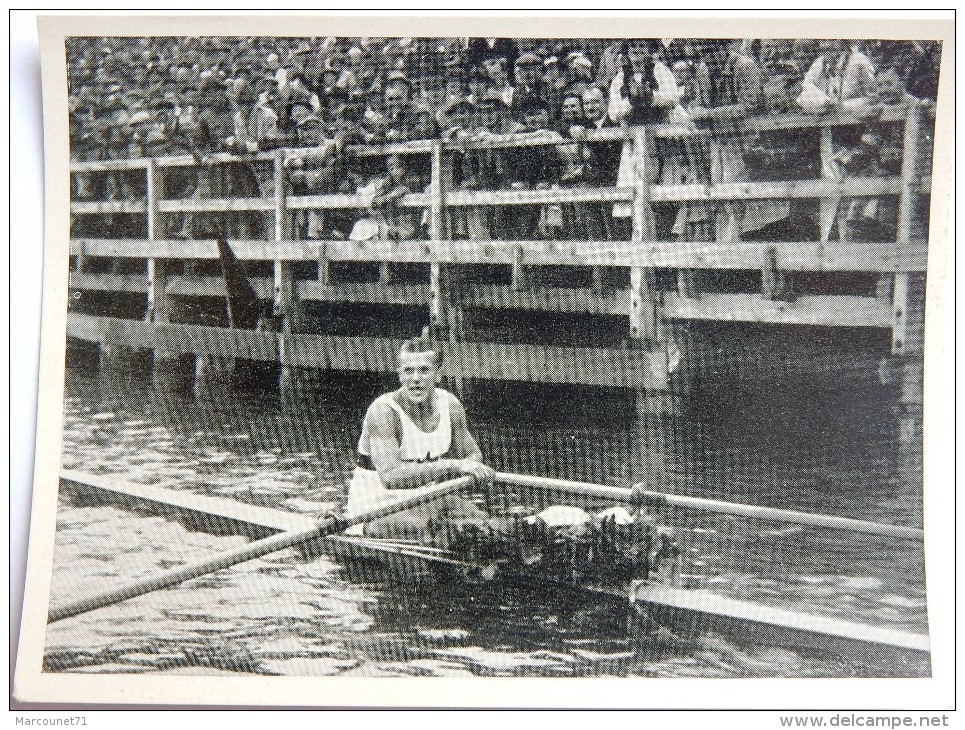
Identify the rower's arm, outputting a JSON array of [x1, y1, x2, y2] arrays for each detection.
[[365, 401, 483, 489]]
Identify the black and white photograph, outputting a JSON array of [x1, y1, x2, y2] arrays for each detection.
[[13, 12, 954, 709]]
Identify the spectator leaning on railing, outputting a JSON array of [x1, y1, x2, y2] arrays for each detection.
[[286, 115, 346, 240], [608, 38, 682, 240], [685, 39, 763, 243], [831, 64, 923, 245], [502, 97, 565, 241], [739, 39, 818, 244], [65, 36, 939, 251]]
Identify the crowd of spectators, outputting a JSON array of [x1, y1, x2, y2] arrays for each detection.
[[68, 36, 939, 244]]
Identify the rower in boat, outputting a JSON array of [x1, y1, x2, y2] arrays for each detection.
[[345, 333, 496, 546]]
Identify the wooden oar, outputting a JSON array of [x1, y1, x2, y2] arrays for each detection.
[[495, 472, 923, 541], [47, 475, 473, 624]]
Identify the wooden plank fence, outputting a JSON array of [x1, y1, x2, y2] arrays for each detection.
[[68, 106, 931, 387]]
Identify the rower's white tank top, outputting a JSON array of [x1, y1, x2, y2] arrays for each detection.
[[345, 390, 452, 530], [358, 389, 452, 463]]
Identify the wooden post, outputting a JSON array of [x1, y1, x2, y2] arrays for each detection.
[[273, 148, 288, 244], [273, 262, 294, 323], [145, 158, 167, 324], [146, 259, 168, 324], [273, 151, 294, 324], [511, 244, 528, 290], [143, 158, 183, 385], [76, 238, 86, 275], [892, 104, 921, 358], [819, 126, 838, 244], [277, 330, 293, 395], [761, 245, 788, 301], [194, 353, 234, 397], [636, 388, 669, 492], [629, 126, 670, 491], [630, 127, 659, 343], [428, 141, 464, 393], [273, 149, 295, 393], [317, 241, 329, 286], [892, 105, 925, 469], [429, 141, 446, 332]]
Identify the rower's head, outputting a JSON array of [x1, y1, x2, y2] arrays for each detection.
[[397, 335, 442, 405]]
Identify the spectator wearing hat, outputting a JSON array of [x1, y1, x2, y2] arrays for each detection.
[[465, 67, 494, 109], [324, 48, 358, 99], [899, 41, 940, 102], [474, 89, 512, 139], [468, 90, 515, 238], [541, 55, 569, 125], [512, 52, 547, 116], [94, 99, 142, 238], [564, 52, 595, 96], [654, 51, 713, 247], [759, 39, 803, 115], [410, 104, 441, 142], [608, 38, 682, 126], [682, 40, 763, 243], [352, 49, 380, 91], [279, 70, 322, 125], [370, 73, 421, 143], [300, 53, 327, 102], [161, 85, 208, 239], [263, 52, 288, 93], [282, 99, 317, 142], [465, 37, 518, 75], [608, 39, 683, 236], [503, 96, 564, 240], [725, 39, 818, 246], [571, 85, 623, 240], [69, 106, 102, 237], [441, 70, 467, 114], [287, 115, 345, 240], [359, 83, 387, 143], [148, 92, 192, 158], [416, 72, 448, 124], [439, 99, 488, 240], [190, 80, 263, 240], [95, 96, 132, 164], [558, 92, 586, 134]]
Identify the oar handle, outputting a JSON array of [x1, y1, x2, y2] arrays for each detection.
[[494, 472, 924, 541], [48, 476, 472, 624]]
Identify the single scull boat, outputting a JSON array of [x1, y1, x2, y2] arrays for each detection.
[[55, 469, 930, 676]]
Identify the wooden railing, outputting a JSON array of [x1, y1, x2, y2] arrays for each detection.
[[69, 105, 931, 352]]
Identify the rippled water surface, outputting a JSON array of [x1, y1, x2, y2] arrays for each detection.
[[46, 355, 927, 678]]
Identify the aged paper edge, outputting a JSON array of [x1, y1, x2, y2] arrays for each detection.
[[14, 11, 955, 709]]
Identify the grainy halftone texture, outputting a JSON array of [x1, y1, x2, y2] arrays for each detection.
[[55, 34, 934, 679]]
